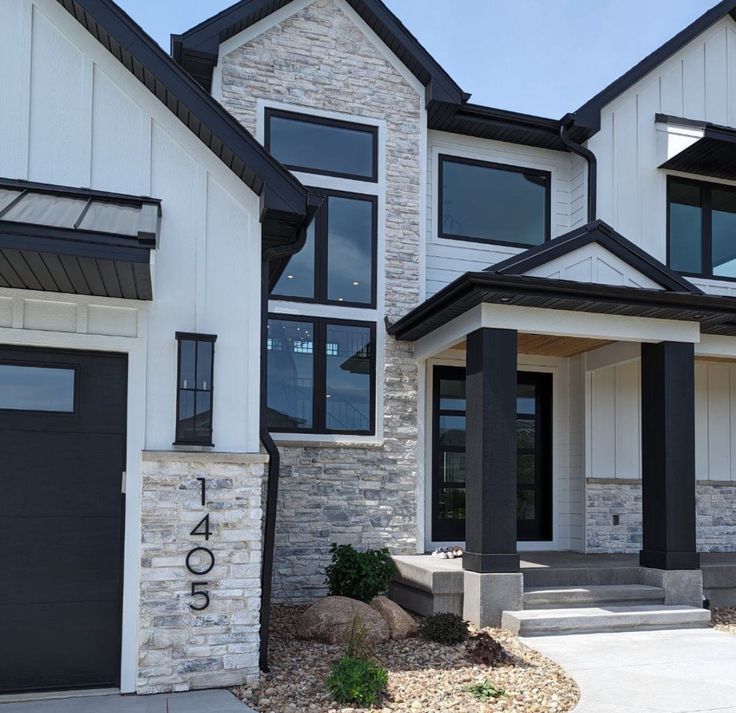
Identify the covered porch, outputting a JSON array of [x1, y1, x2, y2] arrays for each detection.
[[388, 221, 736, 627]]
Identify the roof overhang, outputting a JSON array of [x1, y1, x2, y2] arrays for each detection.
[[387, 272, 736, 343], [58, 0, 316, 264], [0, 178, 160, 300], [656, 113, 736, 181]]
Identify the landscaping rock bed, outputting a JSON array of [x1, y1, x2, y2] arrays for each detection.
[[234, 605, 579, 712], [712, 608, 736, 633]]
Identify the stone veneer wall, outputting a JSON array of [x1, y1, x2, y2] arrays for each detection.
[[219, 0, 422, 602], [585, 479, 736, 553], [138, 451, 266, 694]]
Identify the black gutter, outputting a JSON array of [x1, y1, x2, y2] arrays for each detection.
[[258, 218, 311, 671], [559, 113, 597, 222]]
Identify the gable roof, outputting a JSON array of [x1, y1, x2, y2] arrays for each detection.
[[57, 0, 317, 264], [172, 0, 466, 106], [172, 0, 590, 151], [573, 0, 736, 134], [487, 220, 702, 295]]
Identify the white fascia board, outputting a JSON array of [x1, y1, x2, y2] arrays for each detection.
[[481, 304, 700, 344], [413, 304, 483, 361], [696, 334, 736, 358]]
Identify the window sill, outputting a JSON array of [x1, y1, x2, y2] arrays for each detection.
[[272, 434, 384, 449]]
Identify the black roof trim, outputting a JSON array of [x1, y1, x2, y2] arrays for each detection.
[[487, 219, 702, 295], [387, 271, 736, 342], [173, 0, 588, 152], [57, 0, 315, 256], [428, 103, 589, 152], [173, 0, 465, 105], [657, 114, 736, 181], [574, 1, 736, 133]]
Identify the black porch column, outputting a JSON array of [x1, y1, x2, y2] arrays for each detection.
[[463, 327, 519, 573], [640, 341, 700, 570]]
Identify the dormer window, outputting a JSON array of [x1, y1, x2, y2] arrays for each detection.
[[438, 155, 550, 247], [668, 177, 736, 279]]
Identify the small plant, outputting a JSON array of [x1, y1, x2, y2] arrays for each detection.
[[418, 612, 468, 645], [466, 680, 508, 701], [326, 655, 388, 707], [468, 631, 512, 667], [325, 543, 397, 602]]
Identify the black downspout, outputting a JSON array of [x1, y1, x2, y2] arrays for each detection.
[[259, 225, 310, 672], [560, 112, 597, 222]]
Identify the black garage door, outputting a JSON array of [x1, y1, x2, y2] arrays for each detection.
[[0, 346, 127, 694]]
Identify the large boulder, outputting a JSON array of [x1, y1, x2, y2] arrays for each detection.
[[370, 596, 418, 640], [298, 596, 389, 645]]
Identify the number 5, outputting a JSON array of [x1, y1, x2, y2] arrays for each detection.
[[189, 581, 210, 611]]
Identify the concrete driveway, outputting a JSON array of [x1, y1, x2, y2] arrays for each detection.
[[523, 628, 736, 712], [0, 690, 254, 712]]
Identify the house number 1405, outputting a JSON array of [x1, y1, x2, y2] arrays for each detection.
[[188, 476, 214, 610]]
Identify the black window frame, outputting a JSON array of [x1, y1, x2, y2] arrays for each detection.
[[264, 108, 379, 182], [667, 175, 736, 281], [270, 187, 378, 308], [174, 332, 216, 447], [266, 314, 376, 436], [438, 154, 552, 248]]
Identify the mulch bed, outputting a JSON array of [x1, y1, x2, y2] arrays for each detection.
[[233, 605, 579, 713], [712, 607, 736, 633]]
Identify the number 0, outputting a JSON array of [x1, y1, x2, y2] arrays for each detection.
[[186, 546, 215, 575]]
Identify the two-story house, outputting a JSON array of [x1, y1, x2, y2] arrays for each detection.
[[3, 0, 736, 700]]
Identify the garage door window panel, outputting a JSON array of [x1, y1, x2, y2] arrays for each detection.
[[0, 363, 76, 413]]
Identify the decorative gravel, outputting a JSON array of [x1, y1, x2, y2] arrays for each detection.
[[234, 605, 579, 713], [712, 608, 736, 633]]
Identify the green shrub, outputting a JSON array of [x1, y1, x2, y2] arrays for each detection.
[[325, 543, 397, 602], [466, 680, 507, 701], [418, 612, 468, 645], [326, 655, 388, 706]]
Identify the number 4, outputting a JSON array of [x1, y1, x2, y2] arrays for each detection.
[[190, 514, 212, 540]]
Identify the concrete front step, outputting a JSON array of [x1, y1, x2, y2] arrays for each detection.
[[524, 584, 665, 609], [502, 604, 711, 636], [522, 565, 642, 588]]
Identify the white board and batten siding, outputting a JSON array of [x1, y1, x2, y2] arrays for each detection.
[[590, 14, 736, 293], [425, 130, 585, 297], [0, 0, 263, 453], [585, 356, 736, 483]]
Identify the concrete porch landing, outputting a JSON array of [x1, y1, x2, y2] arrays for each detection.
[[389, 552, 736, 626]]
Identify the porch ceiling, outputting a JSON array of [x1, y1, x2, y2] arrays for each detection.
[[450, 334, 614, 358]]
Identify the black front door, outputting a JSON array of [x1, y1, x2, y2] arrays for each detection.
[[0, 346, 127, 694], [431, 366, 552, 542]]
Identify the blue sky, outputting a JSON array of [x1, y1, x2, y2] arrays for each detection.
[[120, 0, 717, 117]]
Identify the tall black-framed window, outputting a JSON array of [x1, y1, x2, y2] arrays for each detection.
[[438, 154, 551, 247], [265, 108, 378, 182], [174, 333, 216, 446], [668, 176, 736, 279], [266, 316, 375, 435], [271, 188, 378, 308]]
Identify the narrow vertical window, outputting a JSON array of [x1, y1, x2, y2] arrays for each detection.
[[175, 333, 216, 446]]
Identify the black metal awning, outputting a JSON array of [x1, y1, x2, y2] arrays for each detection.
[[0, 178, 160, 300], [657, 114, 736, 182]]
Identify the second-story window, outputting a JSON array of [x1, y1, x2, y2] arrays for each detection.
[[439, 155, 550, 247], [271, 189, 377, 307], [668, 176, 736, 279], [265, 108, 378, 181]]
